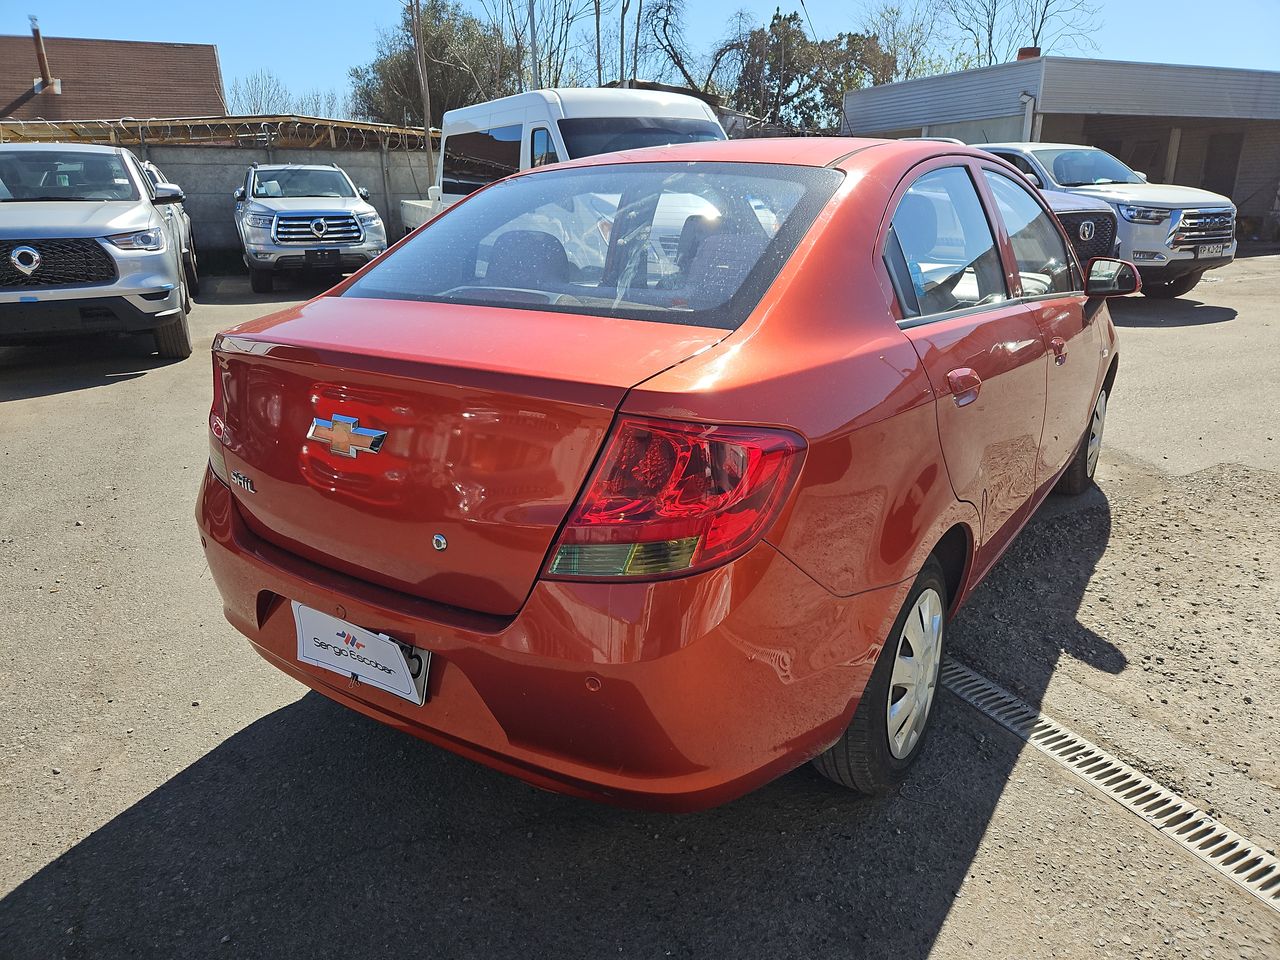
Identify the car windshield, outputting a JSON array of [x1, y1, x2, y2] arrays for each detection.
[[343, 161, 842, 330], [252, 168, 354, 198], [0, 149, 140, 202], [557, 117, 725, 159], [1032, 148, 1144, 187]]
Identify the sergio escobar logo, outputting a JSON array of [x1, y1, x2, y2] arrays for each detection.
[[310, 633, 396, 675]]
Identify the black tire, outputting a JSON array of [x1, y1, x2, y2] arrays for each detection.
[[1056, 385, 1107, 495], [183, 245, 201, 296], [153, 298, 192, 360], [1141, 271, 1201, 299], [812, 557, 948, 794], [249, 268, 274, 294]]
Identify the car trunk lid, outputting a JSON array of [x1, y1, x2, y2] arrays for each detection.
[[214, 295, 726, 616]]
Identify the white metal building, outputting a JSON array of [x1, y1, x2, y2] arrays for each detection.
[[841, 56, 1280, 237]]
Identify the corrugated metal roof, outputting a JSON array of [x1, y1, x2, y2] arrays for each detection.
[[1039, 57, 1280, 120], [0, 35, 225, 121], [842, 59, 1043, 134], [842, 57, 1280, 133]]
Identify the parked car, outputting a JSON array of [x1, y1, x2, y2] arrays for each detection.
[[401, 87, 727, 233], [233, 162, 387, 293], [977, 142, 1235, 298], [1040, 188, 1120, 266], [199, 138, 1136, 810], [140, 159, 200, 295], [0, 142, 193, 358]]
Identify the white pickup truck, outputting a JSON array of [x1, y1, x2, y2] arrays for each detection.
[[402, 87, 727, 234], [977, 142, 1236, 299]]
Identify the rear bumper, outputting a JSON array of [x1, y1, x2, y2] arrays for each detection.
[[0, 290, 181, 341], [196, 467, 909, 810]]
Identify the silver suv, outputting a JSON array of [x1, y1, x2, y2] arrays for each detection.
[[0, 143, 192, 358], [233, 163, 387, 293]]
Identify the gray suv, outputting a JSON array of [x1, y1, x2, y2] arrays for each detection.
[[0, 143, 192, 358], [233, 163, 387, 293]]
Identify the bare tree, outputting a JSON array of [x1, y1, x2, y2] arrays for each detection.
[[293, 88, 353, 118], [862, 2, 952, 81], [943, 0, 1016, 67], [1011, 0, 1099, 52], [228, 69, 293, 114]]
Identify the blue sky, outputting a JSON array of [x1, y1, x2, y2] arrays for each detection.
[[3, 0, 1277, 100]]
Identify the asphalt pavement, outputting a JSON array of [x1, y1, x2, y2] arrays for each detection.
[[1, 260, 1277, 959]]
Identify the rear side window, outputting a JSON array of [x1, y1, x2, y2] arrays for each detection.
[[983, 171, 1074, 296], [344, 161, 842, 330], [886, 167, 1007, 320], [442, 124, 522, 196]]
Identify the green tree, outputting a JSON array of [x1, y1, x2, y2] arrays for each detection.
[[727, 10, 891, 132]]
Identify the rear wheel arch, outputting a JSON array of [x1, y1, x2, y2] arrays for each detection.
[[1102, 353, 1119, 396], [931, 522, 973, 616]]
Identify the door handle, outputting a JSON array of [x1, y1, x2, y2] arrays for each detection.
[[1051, 337, 1067, 365], [946, 367, 982, 407]]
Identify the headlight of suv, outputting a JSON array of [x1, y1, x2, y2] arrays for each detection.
[[244, 213, 275, 229], [357, 211, 383, 229], [106, 228, 166, 251], [1118, 204, 1170, 224]]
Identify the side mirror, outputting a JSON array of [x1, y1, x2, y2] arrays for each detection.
[[358, 186, 371, 200], [1085, 257, 1141, 297], [234, 186, 246, 202], [1024, 171, 1042, 189], [1136, 171, 1148, 182], [426, 185, 442, 202], [152, 183, 184, 205]]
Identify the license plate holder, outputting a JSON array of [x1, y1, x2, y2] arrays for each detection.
[[292, 601, 429, 706], [305, 248, 341, 268], [1197, 243, 1225, 258]]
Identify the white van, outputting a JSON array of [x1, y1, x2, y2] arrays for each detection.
[[400, 88, 726, 233]]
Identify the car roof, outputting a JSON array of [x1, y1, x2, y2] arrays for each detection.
[[0, 142, 124, 155], [977, 142, 1098, 152], [253, 164, 346, 172]]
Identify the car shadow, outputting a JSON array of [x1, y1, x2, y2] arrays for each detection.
[[1107, 296, 1236, 327], [0, 491, 1118, 959], [0, 336, 173, 402], [201, 273, 338, 307]]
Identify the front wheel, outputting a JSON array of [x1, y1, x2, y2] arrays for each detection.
[[1142, 271, 1201, 299], [153, 289, 193, 360], [249, 268, 274, 294], [183, 244, 201, 296], [1056, 386, 1107, 495], [812, 558, 947, 794]]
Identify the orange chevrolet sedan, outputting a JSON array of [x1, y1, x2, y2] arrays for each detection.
[[198, 138, 1136, 810]]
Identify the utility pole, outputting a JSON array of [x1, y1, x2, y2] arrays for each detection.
[[594, 0, 603, 86], [406, 0, 436, 199], [528, 0, 542, 89]]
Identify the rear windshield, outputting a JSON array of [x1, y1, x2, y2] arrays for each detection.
[[558, 117, 725, 159], [343, 161, 842, 330], [0, 149, 140, 202]]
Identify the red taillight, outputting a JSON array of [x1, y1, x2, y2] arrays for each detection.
[[208, 351, 230, 486], [546, 416, 805, 580]]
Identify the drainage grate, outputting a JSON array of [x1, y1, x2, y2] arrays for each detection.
[[941, 658, 1280, 912]]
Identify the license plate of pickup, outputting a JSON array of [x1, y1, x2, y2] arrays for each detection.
[[305, 248, 341, 268], [1198, 243, 1226, 258], [292, 601, 429, 705]]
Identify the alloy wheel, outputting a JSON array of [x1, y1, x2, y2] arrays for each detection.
[[1087, 390, 1108, 477], [886, 587, 944, 759]]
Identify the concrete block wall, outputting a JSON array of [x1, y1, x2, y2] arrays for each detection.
[[142, 144, 434, 255]]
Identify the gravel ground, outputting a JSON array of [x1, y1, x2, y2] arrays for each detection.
[[1, 260, 1278, 958]]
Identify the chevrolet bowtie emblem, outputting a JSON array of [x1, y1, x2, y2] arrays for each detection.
[[307, 414, 387, 458]]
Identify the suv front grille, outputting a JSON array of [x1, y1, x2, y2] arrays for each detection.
[[275, 215, 362, 244], [1171, 207, 1234, 247], [0, 238, 117, 288], [1056, 211, 1117, 263]]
